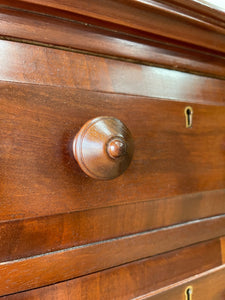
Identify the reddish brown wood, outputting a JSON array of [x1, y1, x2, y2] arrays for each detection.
[[221, 237, 225, 264], [0, 191, 224, 263], [0, 219, 224, 295], [161, 0, 225, 25], [0, 81, 225, 221], [1, 0, 225, 54], [1, 40, 225, 105], [2, 0, 225, 30], [137, 265, 225, 299], [3, 266, 225, 300], [0, 239, 223, 298], [73, 116, 134, 180], [1, 8, 225, 78], [0, 0, 225, 300], [0, 1, 225, 297]]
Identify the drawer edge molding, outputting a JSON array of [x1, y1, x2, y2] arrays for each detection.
[[0, 216, 224, 296], [0, 190, 225, 263], [1, 41, 225, 105], [1, 8, 225, 79], [1, 0, 225, 55], [135, 263, 225, 300], [0, 240, 224, 299]]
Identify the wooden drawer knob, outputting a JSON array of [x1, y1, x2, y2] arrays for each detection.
[[73, 116, 134, 180]]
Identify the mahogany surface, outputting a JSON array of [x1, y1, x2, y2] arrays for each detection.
[[137, 265, 225, 300], [1, 41, 225, 105], [1, 8, 225, 78], [0, 217, 224, 295], [0, 0, 225, 298], [0, 191, 224, 263], [1, 80, 225, 221], [1, 239, 223, 299], [1, 0, 225, 54]]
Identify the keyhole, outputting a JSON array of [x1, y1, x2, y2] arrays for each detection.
[[184, 106, 193, 128], [185, 286, 193, 300]]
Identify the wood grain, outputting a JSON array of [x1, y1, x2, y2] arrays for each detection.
[[0, 2, 225, 299], [221, 237, 225, 264], [137, 265, 225, 300], [1, 0, 225, 54], [0, 190, 224, 262], [0, 238, 223, 298], [0, 81, 225, 220], [1, 8, 225, 78], [1, 40, 225, 105]]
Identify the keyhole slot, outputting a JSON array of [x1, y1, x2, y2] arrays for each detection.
[[185, 286, 193, 300], [184, 106, 193, 128]]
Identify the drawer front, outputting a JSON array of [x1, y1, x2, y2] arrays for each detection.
[[138, 266, 225, 300], [1, 0, 225, 296], [1, 43, 225, 222], [1, 41, 225, 255], [0, 40, 225, 296], [1, 81, 225, 220], [0, 239, 224, 299]]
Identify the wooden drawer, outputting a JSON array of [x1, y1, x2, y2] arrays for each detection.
[[1, 41, 225, 248], [1, 0, 225, 297], [1, 238, 225, 299], [1, 41, 225, 221], [0, 39, 225, 296], [138, 266, 225, 300], [1, 81, 225, 219]]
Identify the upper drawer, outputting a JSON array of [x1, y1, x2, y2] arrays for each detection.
[[0, 41, 225, 222]]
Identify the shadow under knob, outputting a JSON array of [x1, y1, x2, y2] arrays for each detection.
[[73, 116, 134, 180]]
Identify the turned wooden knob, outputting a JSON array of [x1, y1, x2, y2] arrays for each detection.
[[73, 116, 134, 180]]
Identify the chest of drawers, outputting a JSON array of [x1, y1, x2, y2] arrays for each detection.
[[0, 0, 225, 299]]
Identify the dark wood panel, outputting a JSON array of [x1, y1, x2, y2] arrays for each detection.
[[0, 82, 225, 220], [0, 191, 224, 262], [0, 238, 223, 298], [1, 8, 225, 78], [1, 40, 225, 105], [1, 0, 225, 54], [137, 265, 225, 300]]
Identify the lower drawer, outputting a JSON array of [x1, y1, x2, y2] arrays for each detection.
[[138, 265, 225, 300], [1, 237, 224, 299]]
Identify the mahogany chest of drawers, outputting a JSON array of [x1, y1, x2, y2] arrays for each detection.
[[0, 0, 225, 299]]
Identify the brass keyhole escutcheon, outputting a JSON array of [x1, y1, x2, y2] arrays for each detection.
[[185, 286, 193, 300], [184, 106, 193, 128]]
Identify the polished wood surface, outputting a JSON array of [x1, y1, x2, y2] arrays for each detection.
[[1, 41, 225, 104], [0, 190, 224, 263], [1, 7, 225, 78], [0, 239, 223, 298], [0, 218, 224, 295], [1, 80, 225, 221], [73, 116, 134, 180], [137, 265, 225, 300], [0, 1, 225, 298], [3, 265, 224, 300], [1, 0, 225, 54], [0, 38, 225, 296]]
